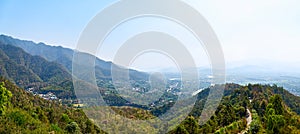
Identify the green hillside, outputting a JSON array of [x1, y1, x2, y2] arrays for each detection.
[[0, 77, 104, 133], [1, 76, 300, 133], [0, 35, 149, 99], [170, 84, 300, 134], [0, 34, 149, 81], [0, 43, 74, 99]]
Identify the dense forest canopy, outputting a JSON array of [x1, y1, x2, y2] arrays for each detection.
[[0, 78, 104, 133]]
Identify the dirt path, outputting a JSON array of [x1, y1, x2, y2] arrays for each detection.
[[246, 109, 252, 126], [239, 104, 252, 134], [238, 108, 252, 134]]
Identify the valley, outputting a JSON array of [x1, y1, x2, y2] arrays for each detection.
[[0, 35, 300, 133]]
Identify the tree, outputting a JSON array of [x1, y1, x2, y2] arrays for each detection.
[[269, 95, 284, 115], [65, 122, 80, 134], [183, 116, 199, 134], [266, 95, 286, 133], [201, 124, 212, 133], [260, 100, 267, 116], [0, 82, 12, 115], [61, 113, 71, 123], [84, 119, 95, 134], [249, 120, 260, 133], [267, 114, 285, 133], [173, 125, 189, 134]]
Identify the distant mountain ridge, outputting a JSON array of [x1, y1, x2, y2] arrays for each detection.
[[0, 35, 75, 71], [0, 34, 149, 99], [0, 34, 148, 81]]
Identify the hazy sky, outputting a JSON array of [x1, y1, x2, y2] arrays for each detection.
[[1, 0, 300, 70]]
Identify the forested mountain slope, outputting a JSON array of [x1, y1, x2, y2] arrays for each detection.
[[0, 43, 74, 98], [0, 77, 104, 133], [169, 84, 300, 134], [0, 34, 148, 81], [0, 76, 299, 133]]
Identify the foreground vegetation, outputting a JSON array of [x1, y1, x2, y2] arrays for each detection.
[[169, 84, 300, 134], [0, 78, 104, 133], [1, 76, 300, 133]]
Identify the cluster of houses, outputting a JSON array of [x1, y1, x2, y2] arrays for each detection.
[[25, 88, 87, 108], [38, 92, 58, 100], [25, 87, 58, 100]]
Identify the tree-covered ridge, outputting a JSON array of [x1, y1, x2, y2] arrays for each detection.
[[0, 34, 149, 81], [0, 77, 104, 133], [0, 43, 75, 99], [170, 83, 300, 134], [1, 43, 71, 82], [0, 35, 150, 99], [249, 84, 300, 115], [249, 84, 300, 134]]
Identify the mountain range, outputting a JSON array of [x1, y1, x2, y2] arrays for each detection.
[[0, 34, 148, 98]]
